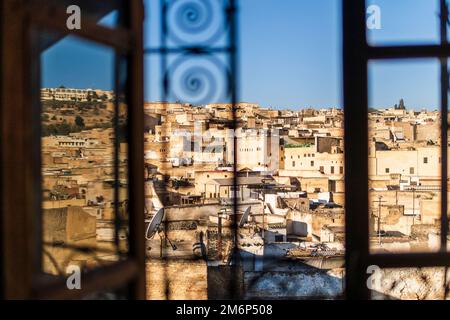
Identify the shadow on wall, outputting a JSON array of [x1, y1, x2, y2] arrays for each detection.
[[369, 267, 450, 300], [239, 229, 344, 299], [143, 217, 450, 300], [145, 226, 346, 300]]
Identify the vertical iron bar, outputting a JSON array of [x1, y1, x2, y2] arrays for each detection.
[[439, 0, 449, 299], [440, 0, 449, 252], [160, 0, 170, 300], [161, 0, 168, 105], [229, 0, 240, 299], [113, 45, 121, 251], [127, 0, 146, 299], [343, 0, 370, 299]]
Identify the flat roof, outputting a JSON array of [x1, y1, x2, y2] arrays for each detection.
[[211, 176, 274, 186]]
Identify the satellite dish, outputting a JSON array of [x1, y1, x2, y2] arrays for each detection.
[[239, 206, 251, 227], [145, 208, 164, 240]]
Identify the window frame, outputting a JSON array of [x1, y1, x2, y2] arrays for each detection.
[[0, 0, 145, 299], [343, 0, 450, 299]]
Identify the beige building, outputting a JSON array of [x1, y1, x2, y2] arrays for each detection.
[[194, 170, 234, 199], [369, 146, 441, 178], [282, 145, 344, 177]]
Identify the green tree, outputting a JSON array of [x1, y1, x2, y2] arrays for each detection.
[[75, 115, 85, 128]]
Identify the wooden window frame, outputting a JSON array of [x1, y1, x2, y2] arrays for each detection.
[[0, 0, 145, 299], [344, 0, 450, 299]]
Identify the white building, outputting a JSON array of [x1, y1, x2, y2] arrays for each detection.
[[41, 87, 114, 102], [227, 128, 280, 172]]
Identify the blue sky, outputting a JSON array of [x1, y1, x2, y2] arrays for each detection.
[[367, 0, 440, 110], [42, 0, 442, 110]]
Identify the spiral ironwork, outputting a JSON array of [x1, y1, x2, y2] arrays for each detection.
[[164, 55, 230, 105], [165, 0, 227, 46]]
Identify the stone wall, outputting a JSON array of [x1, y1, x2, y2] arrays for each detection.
[[144, 261, 450, 300], [42, 206, 97, 274], [370, 267, 450, 300], [146, 259, 208, 300]]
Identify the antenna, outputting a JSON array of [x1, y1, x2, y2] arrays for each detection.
[[145, 208, 164, 240], [145, 208, 177, 253], [239, 206, 251, 227]]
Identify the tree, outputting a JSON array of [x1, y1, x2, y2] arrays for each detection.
[[75, 115, 85, 128]]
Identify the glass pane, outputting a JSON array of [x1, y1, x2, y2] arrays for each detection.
[[144, 0, 236, 300], [40, 33, 128, 276], [97, 10, 120, 29], [144, 0, 343, 300], [237, 0, 344, 300], [368, 59, 441, 254], [366, 0, 439, 46], [144, 56, 237, 299]]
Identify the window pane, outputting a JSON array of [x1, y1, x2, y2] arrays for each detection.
[[144, 0, 344, 300], [238, 0, 344, 300], [368, 59, 441, 254], [40, 34, 129, 276], [144, 0, 237, 300], [366, 0, 439, 46], [97, 10, 120, 29]]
